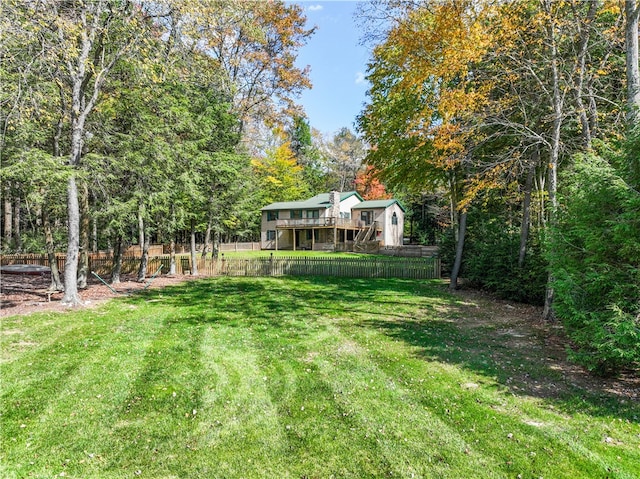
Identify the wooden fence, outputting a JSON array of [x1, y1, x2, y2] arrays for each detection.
[[1, 254, 441, 280], [216, 256, 441, 279]]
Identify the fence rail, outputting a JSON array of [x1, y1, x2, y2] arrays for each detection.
[[1, 254, 441, 280]]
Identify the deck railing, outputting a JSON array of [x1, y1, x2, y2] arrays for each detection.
[[275, 218, 369, 229]]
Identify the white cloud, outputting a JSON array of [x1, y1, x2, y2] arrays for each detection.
[[355, 71, 366, 85], [308, 5, 323, 12]]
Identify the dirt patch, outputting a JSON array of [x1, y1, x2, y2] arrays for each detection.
[[0, 272, 196, 318], [451, 287, 639, 402]]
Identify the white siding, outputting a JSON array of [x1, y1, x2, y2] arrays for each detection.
[[340, 195, 362, 218]]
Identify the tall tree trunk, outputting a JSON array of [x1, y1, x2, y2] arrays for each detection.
[[61, 174, 81, 305], [169, 204, 177, 275], [543, 0, 565, 320], [111, 235, 123, 284], [169, 237, 177, 275], [190, 218, 199, 276], [43, 207, 64, 291], [572, 0, 597, 149], [213, 231, 219, 259], [626, 0, 640, 124], [92, 216, 98, 252], [3, 187, 12, 249], [138, 202, 145, 255], [202, 215, 212, 259], [518, 155, 537, 268], [449, 210, 467, 291], [77, 181, 90, 289], [13, 196, 21, 252], [137, 207, 150, 282]]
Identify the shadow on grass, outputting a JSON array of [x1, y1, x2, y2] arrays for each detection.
[[363, 312, 640, 423], [124, 276, 639, 422]]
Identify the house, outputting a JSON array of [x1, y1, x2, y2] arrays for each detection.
[[260, 191, 405, 251]]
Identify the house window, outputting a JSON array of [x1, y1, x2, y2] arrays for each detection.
[[361, 211, 373, 225], [267, 211, 278, 221], [306, 230, 319, 241], [305, 210, 319, 219], [266, 230, 276, 240], [291, 210, 303, 219], [392, 212, 398, 225], [340, 212, 351, 219]]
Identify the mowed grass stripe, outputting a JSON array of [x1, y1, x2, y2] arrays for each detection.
[[1, 308, 168, 479], [255, 329, 396, 478], [344, 323, 608, 478], [309, 322, 501, 478], [344, 312, 638, 479], [0, 314, 80, 365], [193, 286, 396, 477], [97, 315, 207, 477], [190, 324, 286, 478]]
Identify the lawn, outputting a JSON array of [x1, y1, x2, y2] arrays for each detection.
[[1, 276, 638, 479], [217, 250, 375, 259]]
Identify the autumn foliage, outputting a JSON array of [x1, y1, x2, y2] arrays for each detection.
[[354, 166, 391, 200]]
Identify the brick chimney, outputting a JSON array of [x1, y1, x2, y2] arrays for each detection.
[[329, 191, 341, 218]]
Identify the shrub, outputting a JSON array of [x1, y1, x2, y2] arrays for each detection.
[[549, 154, 640, 374]]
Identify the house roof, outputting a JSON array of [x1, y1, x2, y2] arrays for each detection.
[[261, 191, 363, 211], [351, 199, 406, 212]]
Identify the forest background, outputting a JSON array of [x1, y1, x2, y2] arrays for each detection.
[[1, 0, 639, 374]]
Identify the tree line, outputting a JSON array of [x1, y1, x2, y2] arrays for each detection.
[[1, 1, 377, 304], [356, 0, 639, 374]]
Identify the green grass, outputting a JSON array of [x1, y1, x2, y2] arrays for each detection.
[[1, 276, 638, 478], [217, 250, 375, 259]]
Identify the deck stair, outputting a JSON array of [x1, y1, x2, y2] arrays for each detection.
[[354, 222, 377, 246]]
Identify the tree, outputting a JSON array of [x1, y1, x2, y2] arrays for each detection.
[[357, 1, 493, 290], [354, 166, 391, 200], [5, 1, 153, 304], [549, 153, 640, 374], [626, 0, 640, 123], [323, 128, 366, 192], [160, 0, 314, 132], [252, 142, 308, 204]]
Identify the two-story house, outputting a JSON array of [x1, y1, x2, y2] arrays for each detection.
[[260, 191, 404, 251]]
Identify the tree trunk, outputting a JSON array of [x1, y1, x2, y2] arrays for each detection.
[[111, 235, 123, 284], [138, 203, 145, 255], [626, 0, 640, 124], [43, 207, 64, 291], [190, 218, 199, 276], [449, 210, 467, 291], [3, 187, 12, 248], [77, 181, 90, 289], [572, 0, 597, 149], [92, 216, 98, 252], [202, 216, 212, 259], [543, 0, 565, 320], [518, 157, 536, 268], [169, 204, 177, 275], [169, 237, 177, 275], [13, 196, 21, 252], [62, 175, 81, 305], [137, 209, 150, 282]]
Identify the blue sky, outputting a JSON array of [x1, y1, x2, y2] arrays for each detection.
[[292, 1, 371, 137]]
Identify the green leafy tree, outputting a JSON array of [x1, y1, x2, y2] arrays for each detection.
[[252, 142, 308, 204], [549, 154, 640, 374]]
